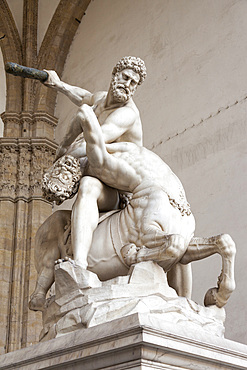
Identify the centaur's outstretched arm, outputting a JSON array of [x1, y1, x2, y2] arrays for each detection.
[[76, 104, 109, 168]]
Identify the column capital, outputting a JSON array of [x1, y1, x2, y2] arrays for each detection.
[[0, 137, 57, 201]]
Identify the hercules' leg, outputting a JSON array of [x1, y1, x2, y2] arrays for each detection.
[[72, 176, 118, 268]]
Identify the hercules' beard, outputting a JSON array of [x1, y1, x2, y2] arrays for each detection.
[[110, 73, 135, 102]]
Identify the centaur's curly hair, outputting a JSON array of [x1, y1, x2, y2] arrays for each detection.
[[112, 56, 147, 85], [42, 155, 82, 205]]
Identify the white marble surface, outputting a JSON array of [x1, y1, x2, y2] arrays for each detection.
[[31, 96, 236, 314], [40, 261, 225, 342], [0, 312, 246, 369]]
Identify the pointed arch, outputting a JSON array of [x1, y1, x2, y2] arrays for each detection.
[[35, 0, 91, 115], [0, 0, 23, 112], [22, 0, 38, 112]]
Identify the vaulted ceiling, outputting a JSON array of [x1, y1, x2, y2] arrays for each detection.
[[0, 0, 91, 116]]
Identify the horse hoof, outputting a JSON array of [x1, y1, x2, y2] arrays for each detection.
[[204, 287, 229, 308], [29, 294, 46, 312], [121, 244, 138, 266], [204, 287, 219, 307]]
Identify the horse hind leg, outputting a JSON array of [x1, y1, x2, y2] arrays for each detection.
[[121, 233, 187, 272], [181, 234, 236, 308], [204, 234, 236, 308], [121, 234, 192, 299]]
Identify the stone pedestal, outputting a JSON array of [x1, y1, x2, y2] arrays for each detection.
[[0, 312, 247, 369], [39, 261, 226, 341], [10, 260, 244, 369]]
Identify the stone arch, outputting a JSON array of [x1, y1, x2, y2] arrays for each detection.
[[35, 0, 91, 115], [0, 0, 23, 112]]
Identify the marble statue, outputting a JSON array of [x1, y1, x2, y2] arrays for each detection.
[[29, 57, 193, 310], [29, 105, 236, 315], [12, 56, 234, 339], [42, 56, 148, 271]]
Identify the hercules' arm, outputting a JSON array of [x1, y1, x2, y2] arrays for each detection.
[[43, 70, 93, 106]]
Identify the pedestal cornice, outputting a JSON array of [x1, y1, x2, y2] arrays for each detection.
[[0, 313, 246, 370]]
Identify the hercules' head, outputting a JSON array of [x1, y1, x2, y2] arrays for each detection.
[[111, 56, 147, 103]]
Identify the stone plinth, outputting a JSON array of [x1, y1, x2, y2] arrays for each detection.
[[0, 313, 247, 369], [40, 261, 225, 341]]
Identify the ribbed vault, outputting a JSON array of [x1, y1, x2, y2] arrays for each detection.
[[0, 0, 91, 120]]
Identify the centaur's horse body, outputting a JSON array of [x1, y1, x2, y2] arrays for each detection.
[[29, 105, 236, 311], [35, 189, 194, 284], [32, 205, 235, 311]]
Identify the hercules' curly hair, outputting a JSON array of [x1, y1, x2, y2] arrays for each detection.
[[112, 56, 147, 85]]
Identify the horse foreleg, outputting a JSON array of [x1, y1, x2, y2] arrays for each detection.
[[29, 210, 71, 311], [180, 234, 236, 308], [29, 264, 55, 311], [167, 263, 192, 299]]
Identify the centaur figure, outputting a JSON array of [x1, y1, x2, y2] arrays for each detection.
[[29, 104, 236, 312]]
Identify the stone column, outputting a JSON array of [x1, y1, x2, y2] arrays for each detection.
[[0, 0, 91, 354], [0, 133, 57, 354]]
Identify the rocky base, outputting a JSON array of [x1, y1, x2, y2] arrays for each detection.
[[40, 261, 225, 341]]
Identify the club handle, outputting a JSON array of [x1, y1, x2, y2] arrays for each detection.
[[5, 62, 48, 82]]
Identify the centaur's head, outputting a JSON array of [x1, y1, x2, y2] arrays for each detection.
[[42, 155, 82, 205]]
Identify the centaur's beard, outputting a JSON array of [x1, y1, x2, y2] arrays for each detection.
[[110, 73, 136, 103]]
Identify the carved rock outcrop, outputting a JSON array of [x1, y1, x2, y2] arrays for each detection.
[[40, 261, 225, 342]]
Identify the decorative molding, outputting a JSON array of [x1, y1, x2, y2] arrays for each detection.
[[1, 112, 20, 124], [1, 112, 58, 127], [0, 196, 53, 205], [0, 313, 246, 369], [1, 111, 58, 138], [33, 111, 58, 128], [0, 137, 57, 200]]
